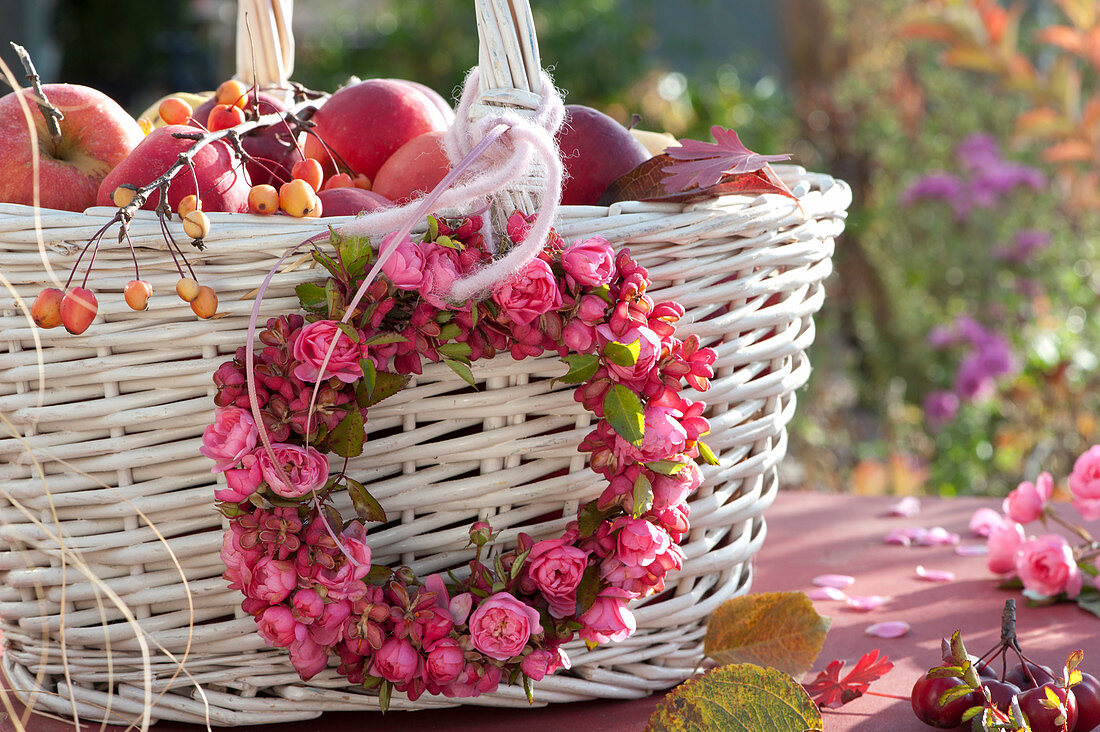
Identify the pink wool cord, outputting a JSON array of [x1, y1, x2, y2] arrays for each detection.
[[337, 68, 565, 305]]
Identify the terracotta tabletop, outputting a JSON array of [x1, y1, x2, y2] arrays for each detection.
[[4, 490, 1099, 731]]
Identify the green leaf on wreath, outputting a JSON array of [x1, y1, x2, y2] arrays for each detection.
[[645, 664, 823, 732], [511, 547, 532, 580], [697, 440, 719, 466], [313, 249, 344, 280], [378, 679, 392, 714], [338, 234, 373, 276], [604, 384, 645, 446], [325, 279, 346, 319], [295, 282, 327, 311], [361, 371, 411, 407], [329, 408, 364, 458], [346, 476, 387, 523], [363, 332, 409, 346], [523, 674, 534, 704], [557, 353, 600, 384], [359, 358, 376, 401], [577, 501, 619, 537], [604, 339, 641, 367], [703, 592, 830, 679], [335, 321, 360, 342], [646, 460, 687, 475], [438, 342, 473, 359], [632, 473, 654, 518], [575, 564, 602, 614], [437, 322, 462, 341], [444, 358, 477, 388]]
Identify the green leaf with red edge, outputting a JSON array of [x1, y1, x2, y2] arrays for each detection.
[[556, 353, 600, 384], [346, 476, 387, 523], [329, 407, 364, 458], [645, 664, 822, 732], [360, 370, 410, 408], [632, 473, 654, 518], [337, 234, 373, 276], [295, 282, 327, 311], [313, 249, 344, 280], [443, 357, 477, 388], [697, 441, 719, 466], [604, 339, 640, 367], [574, 564, 601, 615], [603, 384, 645, 446], [599, 154, 796, 206], [704, 592, 831, 679]]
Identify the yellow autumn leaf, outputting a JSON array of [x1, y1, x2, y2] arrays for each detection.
[[703, 592, 830, 680]]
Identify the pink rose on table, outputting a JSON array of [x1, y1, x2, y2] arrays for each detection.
[[986, 520, 1026, 575], [371, 637, 421, 684], [1069, 444, 1100, 520], [492, 257, 562, 326], [200, 406, 258, 472], [1002, 472, 1052, 524], [596, 324, 661, 386], [1015, 534, 1082, 599], [561, 236, 616, 288], [467, 592, 542, 661], [526, 538, 590, 618], [291, 319, 365, 383], [244, 556, 297, 605], [215, 452, 262, 503], [611, 516, 671, 568], [578, 586, 636, 645], [256, 443, 329, 498], [381, 236, 426, 290]]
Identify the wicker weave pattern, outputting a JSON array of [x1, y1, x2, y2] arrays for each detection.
[[0, 0, 849, 724]]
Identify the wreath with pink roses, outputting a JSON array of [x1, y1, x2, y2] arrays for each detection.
[[202, 210, 718, 707]]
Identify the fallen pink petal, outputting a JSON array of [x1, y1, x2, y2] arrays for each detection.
[[915, 526, 960, 547], [955, 544, 989, 557], [865, 621, 910, 639], [916, 565, 955, 582], [969, 507, 1006, 538], [883, 529, 912, 546], [888, 496, 921, 517], [812, 574, 856, 589], [846, 595, 890, 612], [807, 586, 848, 601]]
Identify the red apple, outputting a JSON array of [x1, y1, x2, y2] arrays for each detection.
[[385, 79, 455, 125], [372, 130, 451, 204], [555, 104, 651, 206], [303, 78, 449, 181], [318, 187, 393, 217], [95, 124, 251, 213], [0, 84, 144, 211]]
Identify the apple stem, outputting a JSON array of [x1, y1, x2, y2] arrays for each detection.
[[9, 42, 64, 149]]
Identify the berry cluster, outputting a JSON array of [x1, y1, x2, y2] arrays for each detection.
[[911, 602, 1100, 731], [202, 212, 718, 705]]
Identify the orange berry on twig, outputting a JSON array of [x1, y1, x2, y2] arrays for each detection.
[[279, 179, 319, 217], [124, 280, 153, 311], [158, 97, 193, 126], [60, 287, 98, 335], [176, 277, 201, 303], [31, 287, 64, 329], [292, 158, 324, 192], [190, 286, 218, 319], [215, 79, 248, 109], [182, 210, 211, 240], [248, 184, 279, 215], [208, 104, 246, 132]]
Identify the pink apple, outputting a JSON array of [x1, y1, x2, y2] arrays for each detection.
[[372, 130, 451, 204], [318, 186, 393, 217], [95, 124, 251, 213], [556, 104, 651, 206], [0, 83, 144, 211], [384, 79, 455, 125], [303, 78, 449, 181]]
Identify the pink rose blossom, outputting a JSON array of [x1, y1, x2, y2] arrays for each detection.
[[312, 526, 372, 601], [244, 556, 297, 605], [969, 507, 1007, 538], [526, 539, 590, 618], [1069, 445, 1100, 520], [1015, 534, 1082, 598], [371, 637, 421, 684], [638, 406, 688, 461], [255, 443, 329, 498], [611, 517, 671, 568], [651, 463, 703, 509], [521, 647, 570, 681], [200, 407, 258, 472], [381, 236, 426, 290], [216, 452, 262, 503], [561, 237, 616, 288], [424, 637, 465, 686], [561, 319, 596, 352], [467, 592, 542, 661], [1003, 472, 1052, 524], [419, 244, 461, 308], [256, 605, 297, 647], [596, 324, 661, 387], [288, 629, 328, 680], [291, 319, 365, 384], [986, 520, 1026, 575], [291, 588, 325, 624], [309, 599, 352, 647], [578, 586, 636, 645], [492, 258, 562, 327]]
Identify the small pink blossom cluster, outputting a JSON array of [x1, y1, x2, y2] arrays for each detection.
[[973, 445, 1100, 602], [204, 213, 717, 702]]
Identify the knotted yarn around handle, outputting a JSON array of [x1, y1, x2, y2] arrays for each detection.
[[337, 68, 565, 305]]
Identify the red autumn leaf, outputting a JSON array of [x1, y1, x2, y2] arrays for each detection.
[[662, 125, 791, 192], [599, 155, 796, 206], [802, 649, 895, 709]]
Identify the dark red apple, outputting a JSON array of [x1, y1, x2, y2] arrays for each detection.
[[95, 124, 251, 213], [555, 104, 651, 206], [0, 84, 144, 211], [318, 187, 393, 217], [194, 91, 301, 186]]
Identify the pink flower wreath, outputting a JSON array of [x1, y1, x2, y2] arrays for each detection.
[[203, 211, 718, 705]]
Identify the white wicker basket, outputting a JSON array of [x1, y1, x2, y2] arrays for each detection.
[[0, 0, 850, 726]]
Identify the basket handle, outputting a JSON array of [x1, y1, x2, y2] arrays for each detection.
[[235, 0, 295, 91]]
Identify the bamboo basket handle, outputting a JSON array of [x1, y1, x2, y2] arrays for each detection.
[[235, 0, 294, 91], [472, 0, 551, 220]]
